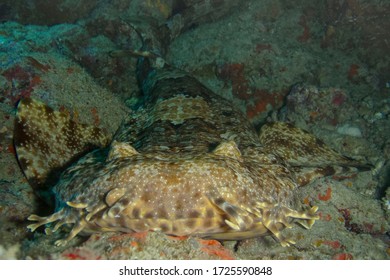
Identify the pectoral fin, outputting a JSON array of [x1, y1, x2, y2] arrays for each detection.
[[259, 122, 371, 186], [13, 98, 110, 194]]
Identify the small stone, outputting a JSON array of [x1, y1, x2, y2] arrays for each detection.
[[336, 124, 362, 137]]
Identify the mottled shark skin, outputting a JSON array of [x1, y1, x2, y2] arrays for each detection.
[[14, 54, 369, 247], [14, 98, 109, 201]]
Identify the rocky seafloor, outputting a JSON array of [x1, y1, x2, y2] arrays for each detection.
[[0, 0, 389, 259]]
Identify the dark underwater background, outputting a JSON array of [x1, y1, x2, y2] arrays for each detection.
[[0, 0, 389, 259]]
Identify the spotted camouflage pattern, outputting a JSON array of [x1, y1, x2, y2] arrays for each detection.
[[14, 54, 369, 247]]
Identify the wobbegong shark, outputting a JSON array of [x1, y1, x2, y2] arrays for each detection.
[[14, 28, 370, 247]]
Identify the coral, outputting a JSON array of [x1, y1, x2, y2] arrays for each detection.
[[246, 89, 285, 120], [333, 253, 353, 260], [283, 85, 355, 127], [318, 187, 332, 201], [217, 63, 249, 99], [319, 212, 332, 221], [331, 92, 347, 106], [61, 247, 103, 260], [347, 64, 360, 82], [322, 240, 342, 249], [297, 15, 311, 42], [217, 63, 285, 119], [337, 208, 386, 235], [198, 239, 235, 260], [0, 56, 51, 105]]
